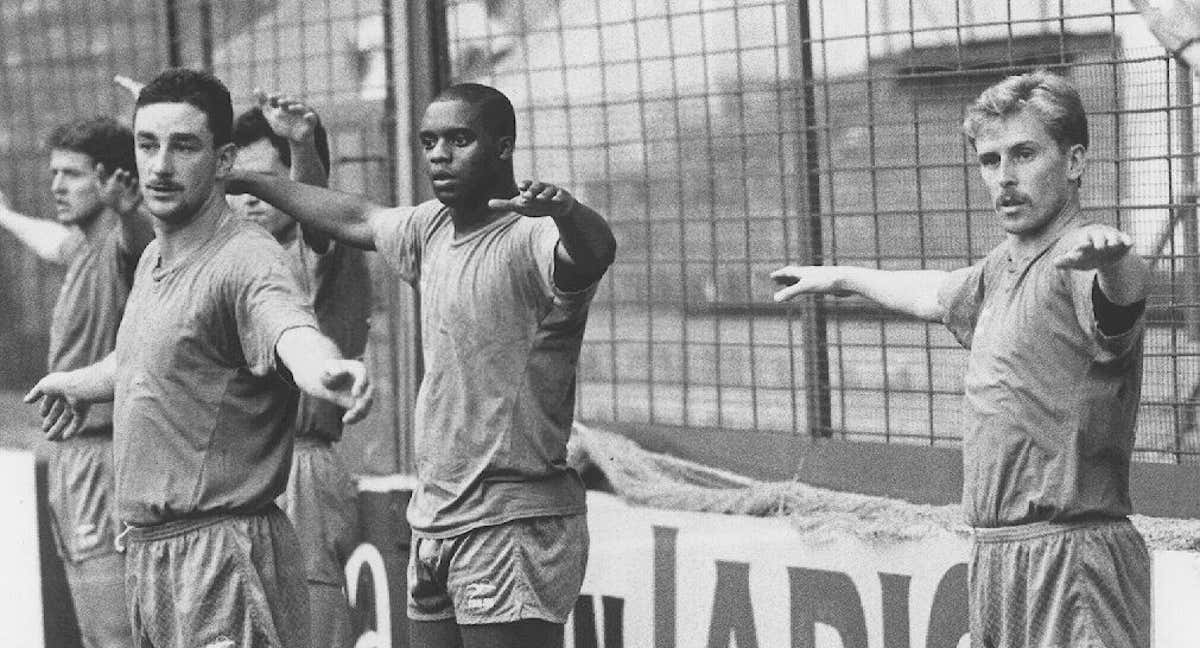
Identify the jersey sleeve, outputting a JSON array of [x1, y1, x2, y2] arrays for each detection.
[[233, 246, 320, 377], [373, 204, 423, 284], [1064, 266, 1145, 363], [54, 229, 87, 266], [937, 262, 985, 349], [525, 213, 599, 309]]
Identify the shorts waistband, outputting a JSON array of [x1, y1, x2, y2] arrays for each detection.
[[972, 516, 1131, 543], [121, 505, 279, 544], [73, 424, 113, 439], [294, 436, 333, 449]]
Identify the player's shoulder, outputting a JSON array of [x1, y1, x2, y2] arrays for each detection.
[[209, 217, 290, 272], [221, 216, 282, 251], [415, 198, 447, 217], [373, 198, 444, 238], [411, 199, 451, 229]]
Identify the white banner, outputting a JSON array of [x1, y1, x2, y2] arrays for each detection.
[[341, 490, 1200, 648], [568, 492, 970, 648], [1, 450, 44, 648], [567, 493, 1200, 648]]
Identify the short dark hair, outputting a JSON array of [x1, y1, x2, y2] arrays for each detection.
[[962, 69, 1088, 151], [46, 117, 135, 180], [432, 83, 516, 139], [232, 107, 331, 173], [135, 68, 233, 147]]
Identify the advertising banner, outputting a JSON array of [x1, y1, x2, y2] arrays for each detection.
[[1, 450, 44, 648]]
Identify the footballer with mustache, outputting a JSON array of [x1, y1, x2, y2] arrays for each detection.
[[772, 70, 1151, 648]]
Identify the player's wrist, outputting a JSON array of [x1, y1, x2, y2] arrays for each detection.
[[547, 195, 580, 221]]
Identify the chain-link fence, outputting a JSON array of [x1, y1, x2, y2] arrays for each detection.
[[1, 0, 1199, 471], [440, 0, 1200, 463], [0, 1, 170, 384], [0, 0, 416, 474]]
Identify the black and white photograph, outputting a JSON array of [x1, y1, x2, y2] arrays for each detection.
[[3, 1, 1200, 647]]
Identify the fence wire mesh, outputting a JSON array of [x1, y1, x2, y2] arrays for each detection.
[[0, 0, 411, 473], [441, 0, 1200, 463], [0, 0, 1197, 467]]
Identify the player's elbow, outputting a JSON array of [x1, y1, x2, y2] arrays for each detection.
[[911, 296, 946, 323]]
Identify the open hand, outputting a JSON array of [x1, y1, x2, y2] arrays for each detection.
[[97, 164, 142, 215], [1053, 225, 1134, 270], [255, 89, 320, 143], [487, 180, 575, 219], [24, 373, 89, 441], [316, 360, 374, 424], [770, 265, 853, 302]]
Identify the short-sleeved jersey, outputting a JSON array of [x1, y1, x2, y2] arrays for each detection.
[[48, 224, 144, 434], [279, 237, 371, 442], [376, 199, 597, 537], [113, 213, 319, 526], [938, 227, 1144, 527]]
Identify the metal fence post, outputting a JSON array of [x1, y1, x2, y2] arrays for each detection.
[[383, 0, 451, 473], [787, 0, 833, 438]]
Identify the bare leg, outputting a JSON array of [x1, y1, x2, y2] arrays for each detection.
[[410, 618, 464, 648]]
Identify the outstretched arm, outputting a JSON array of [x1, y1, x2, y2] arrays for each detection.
[[771, 265, 950, 322], [0, 188, 73, 263], [226, 170, 394, 251], [1053, 224, 1148, 305], [276, 327, 373, 424], [488, 181, 617, 291], [23, 353, 117, 440]]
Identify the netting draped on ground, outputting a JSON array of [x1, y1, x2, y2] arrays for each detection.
[[571, 423, 1200, 551]]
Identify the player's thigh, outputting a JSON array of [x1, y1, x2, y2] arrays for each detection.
[[410, 617, 464, 648], [460, 619, 564, 648], [308, 582, 355, 648], [64, 552, 131, 648]]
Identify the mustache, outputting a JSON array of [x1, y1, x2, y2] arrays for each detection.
[[995, 192, 1028, 209]]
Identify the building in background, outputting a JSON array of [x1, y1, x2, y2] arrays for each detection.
[[2, 0, 1199, 478]]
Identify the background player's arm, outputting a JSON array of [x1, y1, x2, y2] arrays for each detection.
[[98, 164, 154, 254], [23, 353, 117, 440], [276, 326, 373, 424], [487, 181, 617, 291], [0, 187, 73, 263], [226, 170, 394, 251], [255, 90, 335, 253], [771, 265, 950, 322], [1053, 223, 1148, 305]]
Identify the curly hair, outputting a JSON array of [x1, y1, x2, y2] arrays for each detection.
[[47, 117, 136, 179]]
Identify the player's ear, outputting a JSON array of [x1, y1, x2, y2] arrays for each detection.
[[497, 135, 515, 161], [214, 142, 238, 178], [1066, 143, 1087, 183]]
